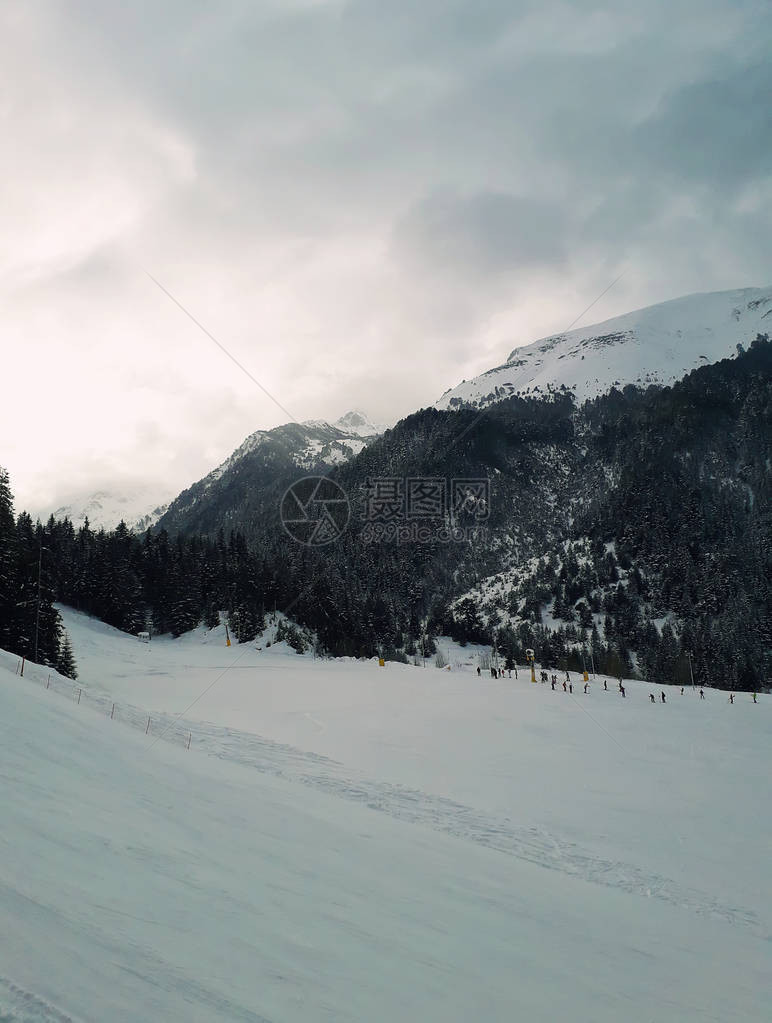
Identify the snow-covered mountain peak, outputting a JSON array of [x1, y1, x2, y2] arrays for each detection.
[[38, 485, 171, 533], [436, 285, 772, 410], [206, 410, 385, 486], [334, 409, 386, 437]]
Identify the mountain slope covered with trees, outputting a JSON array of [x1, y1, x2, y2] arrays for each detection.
[[3, 337, 770, 690]]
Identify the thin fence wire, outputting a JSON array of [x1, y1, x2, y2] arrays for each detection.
[[16, 665, 195, 752]]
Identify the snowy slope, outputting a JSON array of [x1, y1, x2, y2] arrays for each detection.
[[3, 618, 771, 1021], [436, 286, 772, 409]]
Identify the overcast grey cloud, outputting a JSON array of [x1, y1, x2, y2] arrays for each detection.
[[2, 0, 771, 513]]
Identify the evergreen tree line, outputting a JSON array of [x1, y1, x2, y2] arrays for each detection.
[[0, 471, 78, 678]]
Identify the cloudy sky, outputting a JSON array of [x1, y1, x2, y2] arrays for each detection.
[[2, 0, 771, 514]]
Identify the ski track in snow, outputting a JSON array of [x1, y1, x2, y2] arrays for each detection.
[[0, 977, 78, 1023], [19, 672, 763, 937], [201, 723, 760, 933]]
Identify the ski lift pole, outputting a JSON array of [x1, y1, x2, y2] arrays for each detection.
[[526, 648, 536, 683]]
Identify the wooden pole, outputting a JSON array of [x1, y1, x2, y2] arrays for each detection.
[[146, 716, 151, 735], [110, 703, 115, 720]]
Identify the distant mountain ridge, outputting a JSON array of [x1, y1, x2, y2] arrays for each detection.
[[35, 411, 385, 536], [40, 487, 170, 534], [209, 410, 385, 483], [157, 409, 385, 537], [436, 286, 772, 410]]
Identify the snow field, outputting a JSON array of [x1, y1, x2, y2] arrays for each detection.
[[1, 609, 770, 1021]]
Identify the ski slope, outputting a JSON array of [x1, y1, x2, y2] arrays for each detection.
[[1, 610, 770, 1021]]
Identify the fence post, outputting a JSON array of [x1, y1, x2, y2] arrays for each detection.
[[146, 716, 151, 735], [186, 731, 191, 751], [20, 657, 25, 677], [46, 675, 50, 689], [77, 688, 82, 704], [110, 703, 115, 720]]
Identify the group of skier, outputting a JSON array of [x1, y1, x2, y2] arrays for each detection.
[[477, 661, 761, 704], [478, 666, 517, 679]]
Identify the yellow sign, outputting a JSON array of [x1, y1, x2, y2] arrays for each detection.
[[378, 657, 385, 667]]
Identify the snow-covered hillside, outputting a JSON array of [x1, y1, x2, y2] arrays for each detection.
[[436, 286, 772, 409], [2, 610, 769, 1021], [36, 484, 171, 532]]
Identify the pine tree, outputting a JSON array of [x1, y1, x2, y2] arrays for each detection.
[[56, 631, 78, 679], [0, 468, 19, 651]]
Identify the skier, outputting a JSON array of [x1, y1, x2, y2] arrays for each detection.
[[680, 687, 684, 695], [569, 682, 573, 694], [477, 666, 481, 677], [551, 678, 556, 691], [620, 684, 626, 698], [563, 680, 567, 692], [661, 692, 666, 703], [699, 688, 705, 699], [604, 679, 608, 691], [650, 693, 655, 703], [729, 693, 734, 704], [508, 669, 512, 679], [753, 692, 758, 704], [583, 682, 589, 694], [565, 669, 570, 683]]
